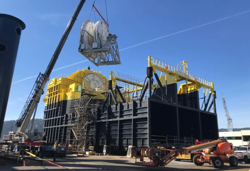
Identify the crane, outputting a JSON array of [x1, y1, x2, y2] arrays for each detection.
[[13, 0, 86, 141], [222, 93, 233, 132]]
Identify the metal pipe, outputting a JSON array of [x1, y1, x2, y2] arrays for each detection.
[[0, 14, 25, 137]]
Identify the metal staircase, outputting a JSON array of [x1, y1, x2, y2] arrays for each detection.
[[67, 95, 96, 154]]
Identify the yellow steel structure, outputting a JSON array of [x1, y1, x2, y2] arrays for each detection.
[[43, 56, 214, 106], [110, 71, 144, 102], [43, 69, 108, 105], [148, 56, 214, 95], [43, 69, 145, 106], [110, 71, 143, 88]]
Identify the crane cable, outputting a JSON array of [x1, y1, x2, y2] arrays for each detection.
[[105, 0, 109, 24], [88, 0, 95, 20], [88, 5, 94, 19], [88, 0, 109, 27]]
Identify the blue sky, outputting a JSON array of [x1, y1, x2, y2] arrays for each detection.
[[1, 0, 250, 129]]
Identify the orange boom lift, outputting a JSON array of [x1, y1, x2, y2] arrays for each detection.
[[135, 139, 238, 168]]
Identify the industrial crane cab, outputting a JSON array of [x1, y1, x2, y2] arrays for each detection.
[[193, 142, 238, 168]]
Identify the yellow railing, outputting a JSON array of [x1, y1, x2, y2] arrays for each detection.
[[148, 56, 214, 91]]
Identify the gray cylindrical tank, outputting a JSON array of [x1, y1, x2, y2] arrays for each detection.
[[0, 14, 25, 137]]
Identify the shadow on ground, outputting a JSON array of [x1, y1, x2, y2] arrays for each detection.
[[53, 156, 250, 171], [1, 156, 250, 171]]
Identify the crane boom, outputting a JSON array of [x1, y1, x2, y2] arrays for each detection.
[[15, 0, 86, 139], [222, 93, 233, 132]]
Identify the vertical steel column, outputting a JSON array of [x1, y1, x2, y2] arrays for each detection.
[[0, 14, 25, 137], [109, 87, 112, 106], [213, 91, 217, 114], [132, 119, 134, 146], [174, 82, 180, 140], [176, 107, 180, 140], [147, 99, 151, 147], [105, 122, 109, 145], [147, 67, 153, 98], [198, 112, 202, 140], [118, 120, 120, 148], [213, 91, 219, 138]]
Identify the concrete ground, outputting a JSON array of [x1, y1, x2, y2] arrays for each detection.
[[1, 155, 250, 171]]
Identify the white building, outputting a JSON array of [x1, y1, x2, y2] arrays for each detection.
[[219, 130, 250, 146]]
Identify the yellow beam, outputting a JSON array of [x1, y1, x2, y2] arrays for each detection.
[[114, 77, 143, 87], [205, 88, 209, 96], [152, 64, 213, 90]]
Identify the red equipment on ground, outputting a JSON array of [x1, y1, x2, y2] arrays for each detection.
[[192, 141, 238, 168], [24, 141, 43, 146], [135, 139, 238, 168]]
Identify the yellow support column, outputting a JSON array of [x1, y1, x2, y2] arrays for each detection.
[[110, 71, 113, 80], [110, 71, 117, 87], [211, 83, 215, 94], [148, 56, 152, 67]]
